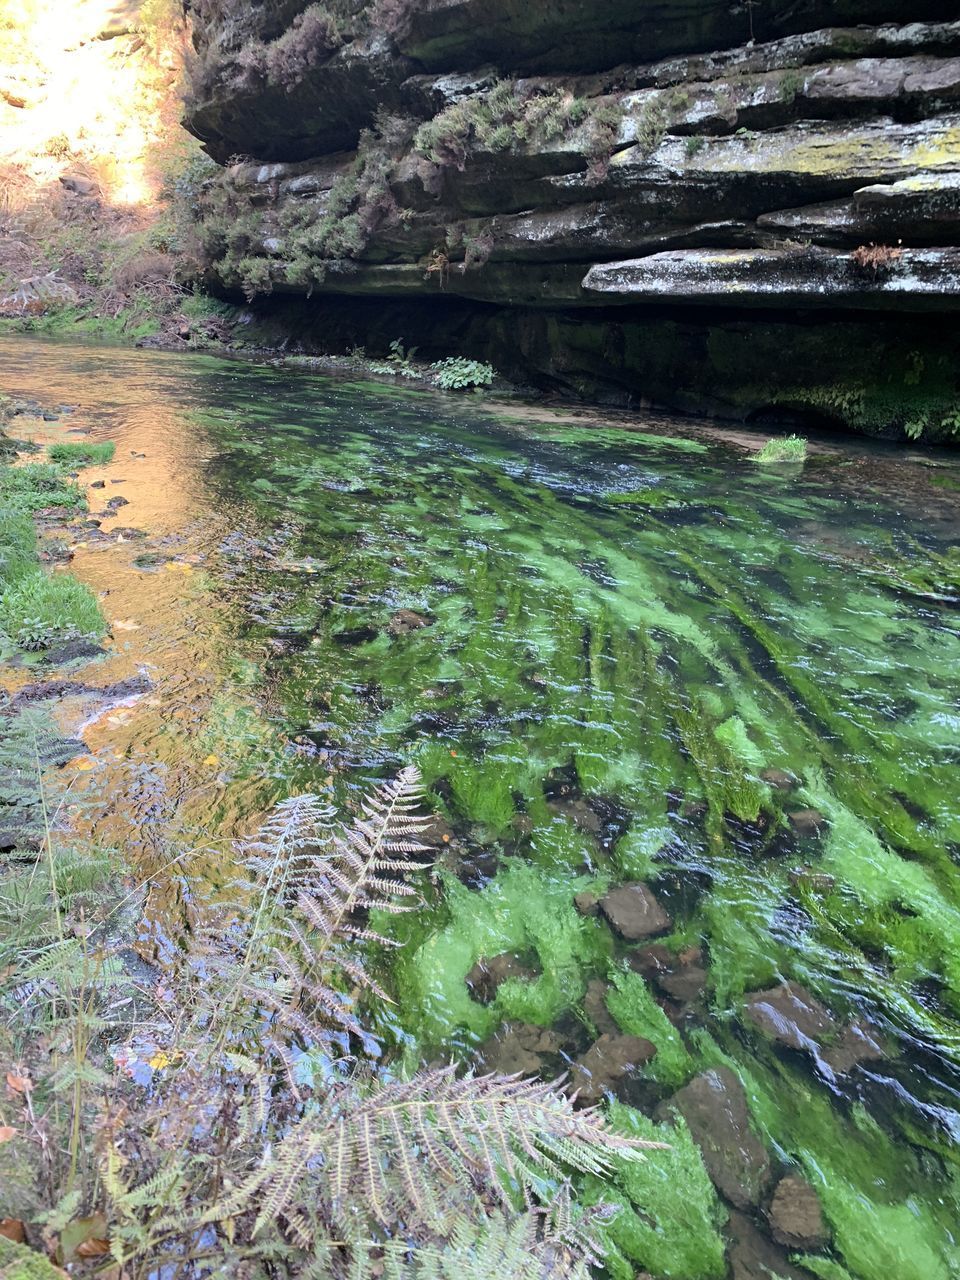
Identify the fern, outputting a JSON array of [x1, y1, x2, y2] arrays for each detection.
[[207, 1066, 660, 1241], [191, 766, 433, 1053]]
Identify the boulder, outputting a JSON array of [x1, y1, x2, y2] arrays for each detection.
[[659, 1067, 772, 1209], [600, 882, 672, 940], [477, 1021, 562, 1076]]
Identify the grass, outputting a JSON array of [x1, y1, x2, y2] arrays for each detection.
[[0, 461, 85, 512], [0, 569, 105, 649], [47, 441, 115, 467], [0, 506, 37, 585], [754, 434, 808, 464]]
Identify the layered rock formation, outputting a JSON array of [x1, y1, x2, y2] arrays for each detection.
[[184, 0, 960, 440]]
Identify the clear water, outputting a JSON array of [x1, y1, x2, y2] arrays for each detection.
[[2, 337, 960, 1280]]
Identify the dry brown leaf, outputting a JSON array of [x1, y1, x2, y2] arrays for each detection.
[[0, 1125, 16, 1143], [5, 1070, 32, 1094], [76, 1237, 111, 1258], [0, 1218, 25, 1242]]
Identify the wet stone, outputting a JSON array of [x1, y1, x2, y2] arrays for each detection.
[[107, 527, 148, 540], [583, 978, 619, 1036], [600, 882, 672, 940], [659, 1066, 771, 1210], [727, 1208, 810, 1280], [570, 1033, 657, 1104], [477, 1021, 562, 1076], [547, 794, 602, 835], [574, 890, 600, 916], [465, 952, 539, 1004], [760, 767, 798, 791], [387, 608, 432, 636], [767, 1175, 830, 1250], [788, 808, 829, 837], [821, 1019, 886, 1075], [744, 982, 836, 1053]]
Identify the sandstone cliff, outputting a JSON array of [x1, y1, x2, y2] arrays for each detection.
[[183, 0, 960, 440]]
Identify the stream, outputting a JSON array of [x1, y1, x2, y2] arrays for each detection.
[[2, 336, 960, 1280]]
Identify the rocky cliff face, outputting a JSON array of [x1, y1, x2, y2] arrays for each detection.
[[184, 0, 960, 440]]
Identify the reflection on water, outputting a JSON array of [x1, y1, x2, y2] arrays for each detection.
[[2, 336, 960, 1279]]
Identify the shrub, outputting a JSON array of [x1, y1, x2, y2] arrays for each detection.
[[47, 441, 115, 466], [432, 357, 496, 390], [754, 435, 808, 464], [0, 507, 36, 586]]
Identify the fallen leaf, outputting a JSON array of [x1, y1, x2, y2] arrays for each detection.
[[61, 1213, 109, 1261], [6, 1071, 33, 1094], [0, 1218, 25, 1242], [0, 1125, 16, 1143], [76, 1237, 111, 1258], [164, 561, 193, 574], [148, 1050, 171, 1071], [202, 754, 219, 768], [111, 619, 141, 632]]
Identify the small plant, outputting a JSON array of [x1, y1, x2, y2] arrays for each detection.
[[754, 434, 808, 464], [0, 461, 85, 512], [684, 135, 706, 158], [370, 337, 421, 378], [779, 69, 804, 104], [850, 242, 904, 274], [47, 441, 115, 467], [432, 357, 496, 391]]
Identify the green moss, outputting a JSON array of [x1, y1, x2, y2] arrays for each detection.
[[391, 861, 612, 1055], [581, 1103, 727, 1280], [754, 434, 807, 463], [0, 1235, 68, 1279], [0, 508, 37, 586], [605, 968, 696, 1087]]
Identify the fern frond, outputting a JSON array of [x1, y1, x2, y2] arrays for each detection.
[[205, 1066, 660, 1238]]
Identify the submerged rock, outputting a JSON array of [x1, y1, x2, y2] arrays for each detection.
[[821, 1019, 886, 1074], [582, 977, 619, 1036], [600, 882, 672, 940], [767, 1175, 830, 1250], [744, 982, 836, 1052], [387, 608, 432, 636], [727, 1208, 811, 1280], [477, 1021, 562, 1076], [659, 1067, 772, 1210], [573, 889, 600, 916], [629, 943, 707, 1004], [788, 808, 829, 837], [465, 952, 539, 1004], [760, 767, 798, 791], [570, 1033, 657, 1104]]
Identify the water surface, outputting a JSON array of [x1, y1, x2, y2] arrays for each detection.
[[2, 337, 959, 1280]]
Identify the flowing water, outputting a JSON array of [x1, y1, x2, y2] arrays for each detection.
[[3, 336, 960, 1279]]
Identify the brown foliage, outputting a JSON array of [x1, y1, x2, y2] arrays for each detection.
[[850, 242, 904, 274]]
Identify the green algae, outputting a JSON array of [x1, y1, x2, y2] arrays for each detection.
[[605, 968, 695, 1087], [581, 1102, 727, 1280]]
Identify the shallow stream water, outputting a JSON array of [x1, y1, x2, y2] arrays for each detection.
[[2, 337, 960, 1280]]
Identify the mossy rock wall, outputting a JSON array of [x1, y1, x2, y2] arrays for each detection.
[[185, 0, 960, 442]]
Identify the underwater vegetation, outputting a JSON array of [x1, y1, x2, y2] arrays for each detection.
[[183, 368, 960, 1280]]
